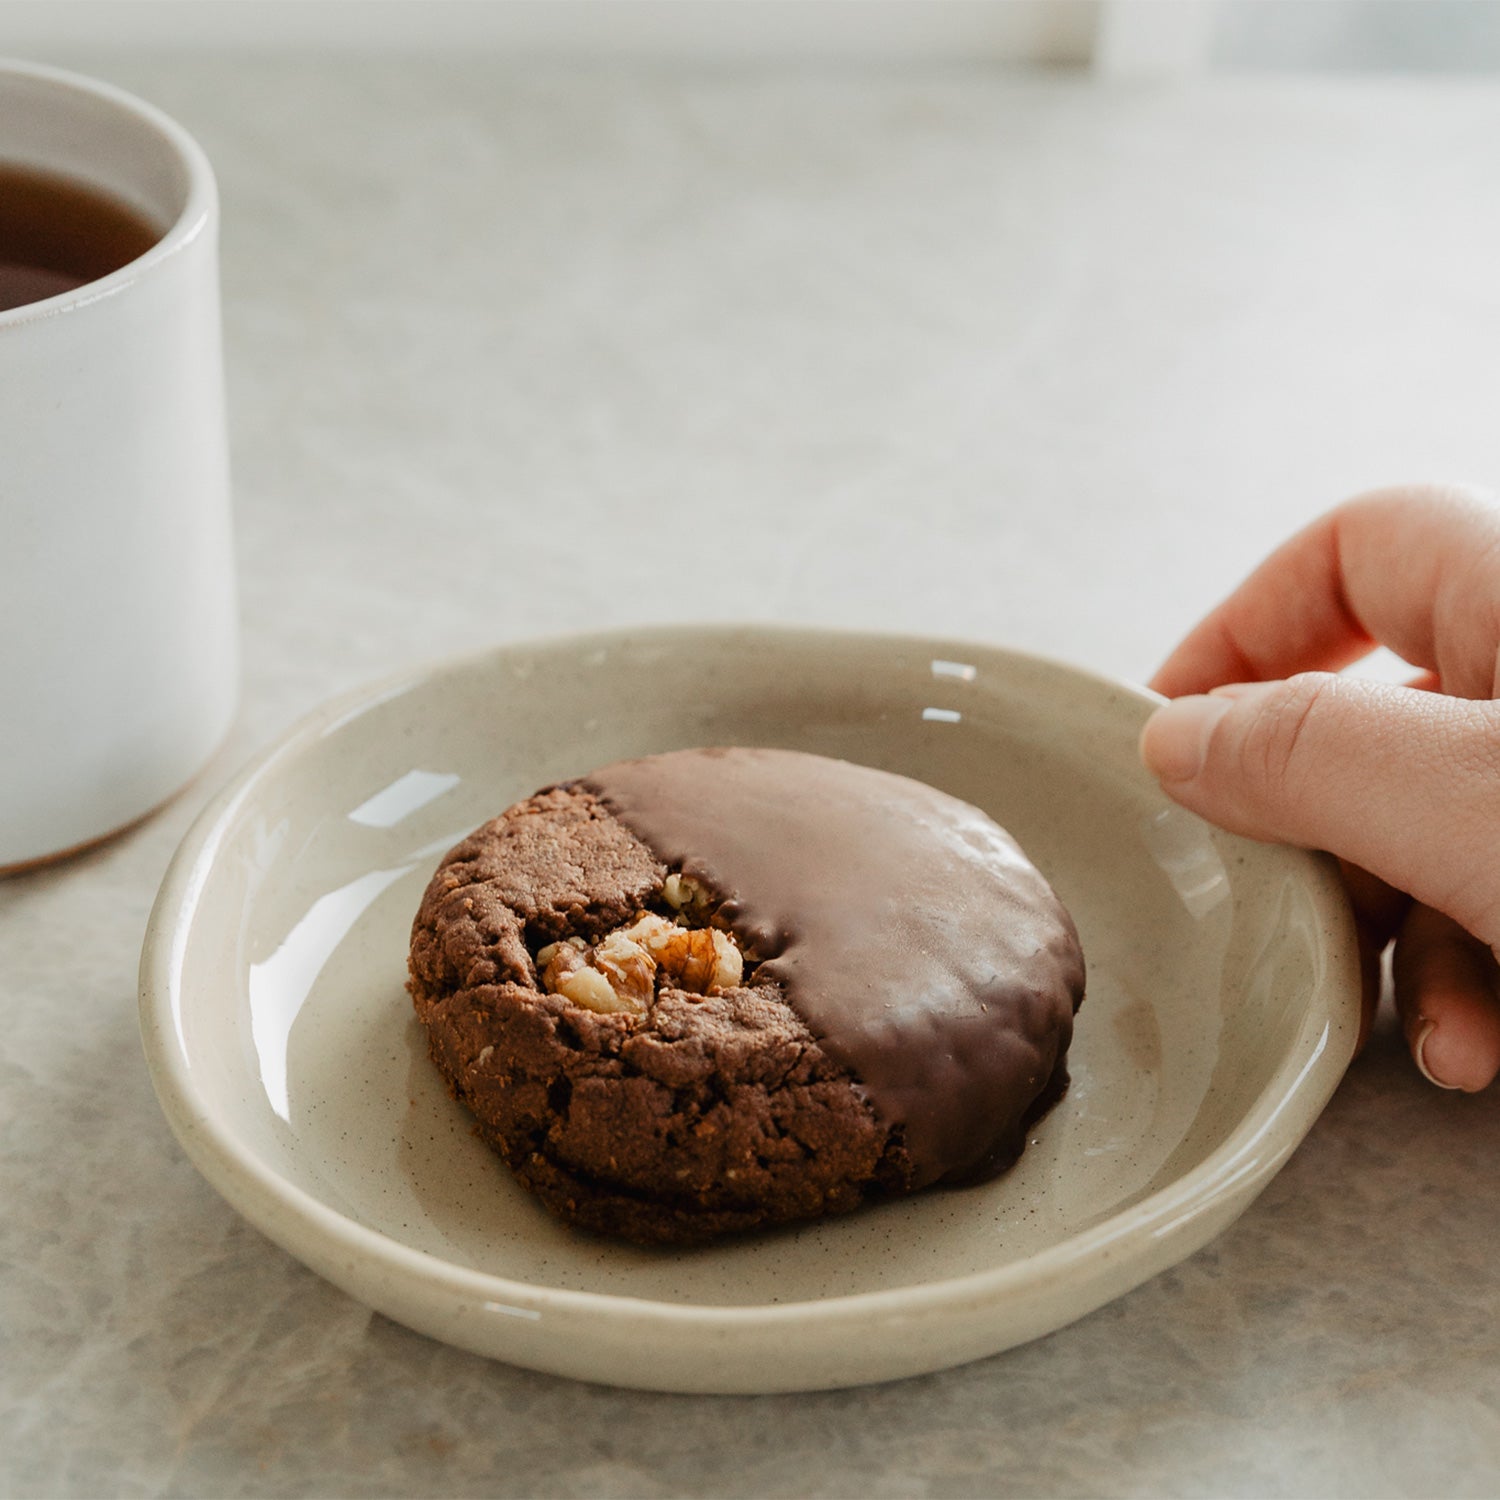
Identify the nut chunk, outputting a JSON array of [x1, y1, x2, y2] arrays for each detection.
[[623, 913, 743, 993], [536, 909, 744, 1016]]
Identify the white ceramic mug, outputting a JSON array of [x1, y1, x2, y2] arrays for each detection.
[[0, 60, 236, 871]]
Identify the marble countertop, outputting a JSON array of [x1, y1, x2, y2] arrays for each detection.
[[5, 54, 1500, 1498]]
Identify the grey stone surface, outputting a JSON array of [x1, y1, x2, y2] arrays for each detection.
[[4, 55, 1500, 1496]]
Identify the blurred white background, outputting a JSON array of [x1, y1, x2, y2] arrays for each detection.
[[2, 0, 1500, 73]]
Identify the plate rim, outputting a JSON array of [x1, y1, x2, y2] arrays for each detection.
[[138, 624, 1362, 1366]]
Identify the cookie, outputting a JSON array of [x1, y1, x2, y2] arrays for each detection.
[[407, 747, 1085, 1245]]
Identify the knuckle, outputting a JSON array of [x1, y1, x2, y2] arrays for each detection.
[[1351, 479, 1499, 515], [1461, 700, 1500, 773], [1232, 672, 1335, 807], [1437, 704, 1500, 938], [1432, 479, 1500, 514]]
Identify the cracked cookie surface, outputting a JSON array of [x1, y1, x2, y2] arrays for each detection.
[[407, 783, 909, 1245]]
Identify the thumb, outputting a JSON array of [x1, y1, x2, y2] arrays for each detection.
[[1139, 673, 1500, 946]]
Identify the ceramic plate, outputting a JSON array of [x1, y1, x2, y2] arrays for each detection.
[[139, 627, 1361, 1393]]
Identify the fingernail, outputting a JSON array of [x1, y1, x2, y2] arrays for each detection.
[[1412, 1020, 1463, 1091], [1139, 694, 1234, 783]]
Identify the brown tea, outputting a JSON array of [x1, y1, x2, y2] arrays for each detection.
[[0, 162, 162, 313]]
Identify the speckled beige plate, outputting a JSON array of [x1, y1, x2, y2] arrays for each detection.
[[139, 626, 1361, 1394]]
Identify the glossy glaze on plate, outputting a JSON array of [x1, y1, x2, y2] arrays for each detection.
[[138, 627, 1361, 1393]]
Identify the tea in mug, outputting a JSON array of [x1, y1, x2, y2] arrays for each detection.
[[0, 162, 161, 313]]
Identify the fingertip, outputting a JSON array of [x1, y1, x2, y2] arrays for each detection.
[[1411, 1012, 1500, 1094], [1411, 1021, 1460, 1089], [1139, 694, 1232, 784], [1395, 905, 1500, 1092]]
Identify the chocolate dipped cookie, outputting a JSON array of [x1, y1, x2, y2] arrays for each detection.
[[407, 747, 1085, 1245]]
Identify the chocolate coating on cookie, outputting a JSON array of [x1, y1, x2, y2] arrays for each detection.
[[581, 748, 1085, 1188]]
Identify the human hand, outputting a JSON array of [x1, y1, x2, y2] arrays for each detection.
[[1139, 483, 1500, 1092]]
